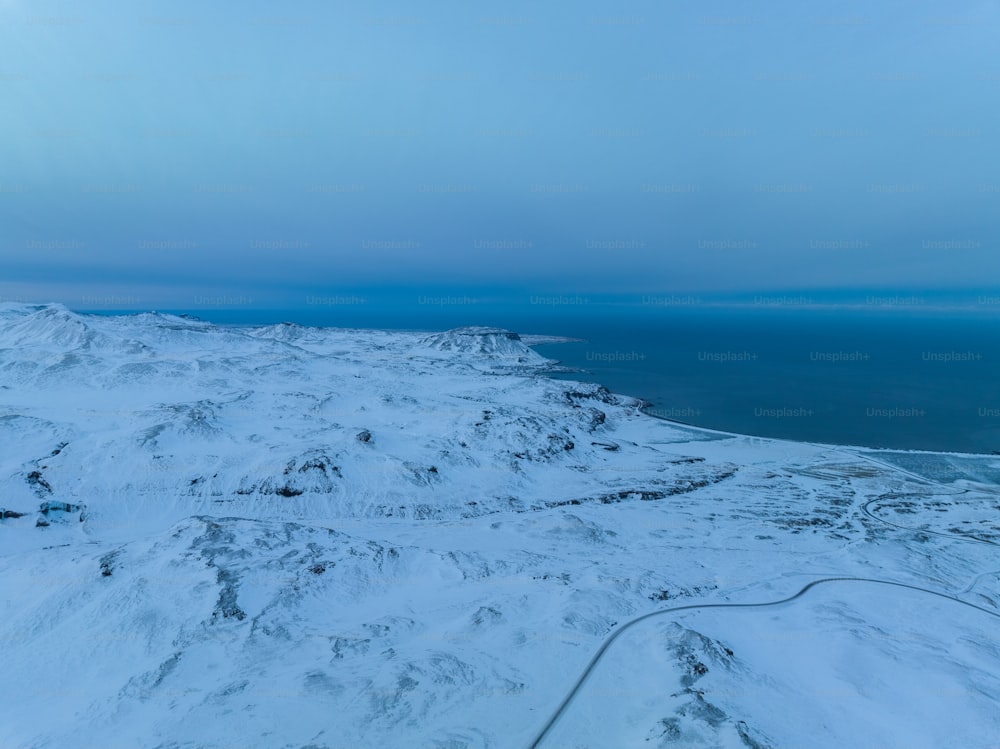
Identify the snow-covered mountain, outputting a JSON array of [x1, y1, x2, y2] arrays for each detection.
[[1, 303, 998, 748], [418, 327, 551, 365]]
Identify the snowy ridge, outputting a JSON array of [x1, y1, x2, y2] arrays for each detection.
[[1, 304, 999, 748], [0, 303, 144, 354], [418, 326, 551, 366]]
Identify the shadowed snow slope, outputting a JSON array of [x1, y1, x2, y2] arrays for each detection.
[[1, 304, 998, 748]]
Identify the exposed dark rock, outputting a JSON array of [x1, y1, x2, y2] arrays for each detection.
[[648, 584, 716, 602], [99, 551, 119, 578], [736, 720, 776, 749], [298, 457, 340, 477], [471, 606, 502, 626], [212, 569, 246, 622], [586, 408, 607, 431], [678, 692, 727, 728], [563, 384, 618, 406], [38, 500, 83, 515], [26, 470, 52, 495]]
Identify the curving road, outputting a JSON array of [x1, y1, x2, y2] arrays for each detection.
[[844, 450, 999, 547], [527, 576, 1000, 749], [529, 448, 1000, 746], [861, 496, 999, 547]]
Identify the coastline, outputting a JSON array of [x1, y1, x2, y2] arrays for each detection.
[[18, 301, 1000, 461], [524, 338, 1000, 463], [636, 404, 999, 460]]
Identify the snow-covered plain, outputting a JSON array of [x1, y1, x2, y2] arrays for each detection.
[[1, 303, 998, 749]]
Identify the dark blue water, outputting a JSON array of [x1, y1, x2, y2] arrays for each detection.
[[90, 304, 1000, 454], [530, 307, 1000, 455]]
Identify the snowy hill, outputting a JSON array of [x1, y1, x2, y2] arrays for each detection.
[[1, 304, 998, 748], [419, 326, 547, 361]]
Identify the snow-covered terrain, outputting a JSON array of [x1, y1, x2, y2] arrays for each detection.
[[1, 303, 998, 749]]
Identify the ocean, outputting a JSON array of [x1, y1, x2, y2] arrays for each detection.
[[89, 303, 1000, 455]]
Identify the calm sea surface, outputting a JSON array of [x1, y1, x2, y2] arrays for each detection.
[[92, 305, 1000, 454]]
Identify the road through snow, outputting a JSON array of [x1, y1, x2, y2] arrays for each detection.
[[528, 576, 1000, 748]]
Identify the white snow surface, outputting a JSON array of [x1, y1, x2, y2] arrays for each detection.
[[1, 303, 999, 749]]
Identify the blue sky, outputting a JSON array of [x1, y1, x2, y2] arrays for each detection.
[[1, 0, 998, 308]]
